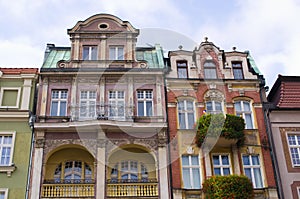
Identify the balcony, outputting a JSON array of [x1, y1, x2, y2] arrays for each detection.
[[106, 179, 158, 198], [41, 179, 94, 198]]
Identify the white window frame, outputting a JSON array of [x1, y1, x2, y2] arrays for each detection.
[[79, 90, 97, 119], [82, 46, 97, 60], [0, 188, 8, 199], [177, 60, 188, 78], [0, 87, 21, 108], [232, 61, 244, 80], [109, 46, 124, 60], [287, 134, 300, 167], [242, 154, 264, 188], [0, 132, 15, 167], [204, 61, 217, 79], [212, 154, 231, 176], [50, 90, 68, 116], [181, 155, 201, 189], [177, 99, 195, 129], [108, 91, 125, 120], [137, 90, 153, 117], [234, 100, 254, 129], [205, 101, 223, 114]]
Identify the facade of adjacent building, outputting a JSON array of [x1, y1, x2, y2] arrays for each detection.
[[0, 68, 38, 199], [29, 14, 169, 199], [266, 75, 300, 199], [165, 40, 278, 198]]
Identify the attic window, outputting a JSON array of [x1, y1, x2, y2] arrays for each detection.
[[99, 23, 108, 29]]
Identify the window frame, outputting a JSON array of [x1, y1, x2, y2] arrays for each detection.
[[242, 154, 264, 188], [0, 132, 16, 167], [0, 87, 21, 108], [137, 90, 153, 117], [177, 60, 188, 78], [181, 155, 201, 189], [177, 99, 195, 129], [0, 188, 8, 199], [234, 100, 254, 129], [79, 90, 97, 119], [232, 61, 244, 80], [82, 45, 97, 60], [204, 61, 217, 79], [205, 100, 223, 114], [212, 154, 231, 176], [108, 90, 125, 120], [109, 46, 124, 60], [287, 134, 300, 167], [50, 90, 68, 116]]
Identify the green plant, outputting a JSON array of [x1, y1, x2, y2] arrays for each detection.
[[195, 113, 245, 147], [202, 175, 254, 199]]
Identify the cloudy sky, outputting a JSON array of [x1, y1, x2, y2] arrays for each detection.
[[1, 0, 300, 87]]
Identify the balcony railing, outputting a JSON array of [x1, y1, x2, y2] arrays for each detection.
[[70, 103, 133, 122], [106, 179, 158, 197], [41, 179, 94, 198]]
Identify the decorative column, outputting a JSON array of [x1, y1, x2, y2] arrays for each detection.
[[158, 130, 170, 199], [232, 145, 241, 174], [21, 77, 33, 110], [39, 78, 48, 120], [96, 131, 106, 199], [30, 131, 45, 199]]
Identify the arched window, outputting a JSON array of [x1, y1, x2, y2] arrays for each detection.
[[204, 90, 224, 114], [204, 61, 217, 79], [234, 100, 254, 129], [53, 160, 92, 183]]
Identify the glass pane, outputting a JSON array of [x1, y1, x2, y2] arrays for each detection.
[[214, 168, 221, 175], [187, 113, 194, 129], [83, 47, 89, 60], [254, 168, 263, 188], [60, 102, 67, 116], [3, 136, 12, 144], [178, 68, 187, 78], [243, 102, 251, 111], [191, 156, 199, 165], [222, 155, 229, 165], [234, 102, 241, 111], [178, 101, 184, 111], [61, 91, 68, 99], [1, 147, 11, 165], [233, 68, 244, 79], [50, 102, 58, 116], [179, 113, 186, 129], [192, 168, 201, 188], [182, 156, 189, 166], [252, 155, 260, 165], [244, 168, 252, 180], [223, 168, 230, 175], [182, 168, 191, 189], [242, 155, 250, 165], [215, 102, 222, 111], [204, 68, 217, 79], [186, 101, 194, 110], [0, 192, 5, 199], [213, 156, 220, 165], [206, 102, 213, 111], [288, 135, 296, 145], [138, 102, 144, 116], [109, 48, 116, 60], [117, 47, 124, 60], [91, 47, 97, 60], [245, 114, 253, 129], [146, 101, 152, 116]]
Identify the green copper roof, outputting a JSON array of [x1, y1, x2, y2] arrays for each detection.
[[246, 51, 262, 75], [42, 48, 71, 68], [136, 44, 165, 68]]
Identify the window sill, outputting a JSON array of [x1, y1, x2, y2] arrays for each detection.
[[0, 165, 16, 177]]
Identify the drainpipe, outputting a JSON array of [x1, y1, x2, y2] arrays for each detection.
[[25, 111, 35, 199], [259, 82, 284, 199]]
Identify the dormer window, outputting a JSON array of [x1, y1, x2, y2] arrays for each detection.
[[109, 46, 124, 60], [232, 62, 244, 79], [177, 60, 188, 78], [204, 61, 217, 79], [83, 46, 97, 60]]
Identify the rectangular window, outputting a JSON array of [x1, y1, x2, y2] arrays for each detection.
[[206, 101, 222, 114], [50, 90, 68, 116], [232, 62, 244, 79], [177, 61, 188, 78], [137, 90, 153, 116], [234, 101, 253, 129], [109, 46, 124, 60], [212, 154, 231, 176], [182, 155, 201, 189], [204, 61, 217, 79], [83, 46, 97, 60], [242, 154, 263, 188], [80, 91, 96, 119], [0, 188, 8, 199], [109, 91, 125, 120], [0, 133, 15, 166], [287, 134, 300, 166], [178, 100, 195, 129], [0, 87, 21, 108]]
